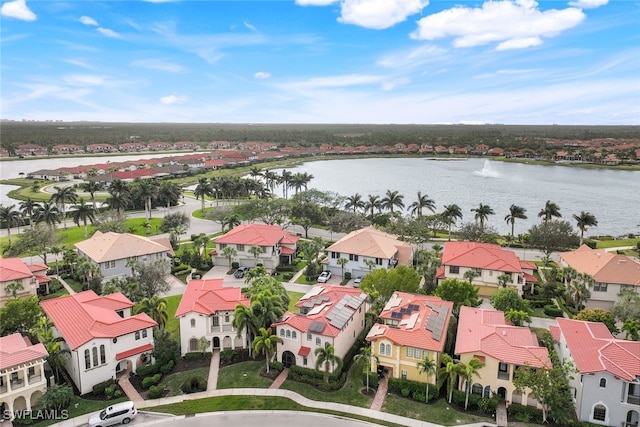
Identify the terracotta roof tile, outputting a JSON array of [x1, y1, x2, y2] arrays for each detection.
[[116, 343, 154, 360], [325, 226, 413, 264], [0, 256, 34, 282], [215, 224, 299, 247], [175, 279, 249, 317], [441, 242, 523, 273], [0, 333, 48, 370], [75, 231, 171, 263], [559, 245, 640, 286]]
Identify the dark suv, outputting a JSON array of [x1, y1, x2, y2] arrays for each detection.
[[234, 267, 250, 278]]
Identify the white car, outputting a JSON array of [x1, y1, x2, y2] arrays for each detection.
[[353, 276, 363, 287], [88, 401, 137, 427], [318, 271, 332, 283]]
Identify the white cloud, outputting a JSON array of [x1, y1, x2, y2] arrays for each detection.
[[244, 21, 258, 32], [254, 71, 272, 79], [97, 28, 121, 38], [160, 94, 188, 104], [131, 59, 186, 73], [277, 74, 385, 91], [411, 0, 585, 50], [295, 0, 339, 5], [63, 75, 105, 86], [79, 16, 98, 26], [568, 0, 608, 9], [62, 59, 96, 70], [338, 0, 428, 30], [1, 0, 36, 21]]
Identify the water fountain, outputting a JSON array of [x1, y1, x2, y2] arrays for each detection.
[[475, 159, 501, 178]]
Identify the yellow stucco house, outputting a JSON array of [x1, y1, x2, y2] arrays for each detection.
[[366, 293, 453, 382]]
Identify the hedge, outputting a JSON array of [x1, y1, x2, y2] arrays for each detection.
[[184, 352, 211, 361], [142, 373, 162, 389], [362, 372, 379, 390], [507, 403, 544, 423], [136, 363, 160, 378], [92, 378, 115, 396], [148, 385, 165, 399], [180, 376, 207, 394], [160, 359, 175, 375], [388, 378, 438, 402], [544, 304, 564, 317]]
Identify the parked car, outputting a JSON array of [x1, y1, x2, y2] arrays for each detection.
[[234, 266, 250, 278], [353, 276, 363, 287], [318, 271, 332, 283], [88, 401, 137, 427]]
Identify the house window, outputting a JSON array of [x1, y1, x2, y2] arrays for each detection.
[[286, 330, 291, 338], [219, 244, 227, 250], [237, 244, 245, 251], [92, 347, 99, 367], [401, 370, 407, 380], [280, 329, 285, 337], [225, 315, 230, 323], [379, 343, 385, 355], [189, 338, 198, 352], [135, 331, 140, 340], [292, 331, 297, 340], [472, 383, 483, 395], [303, 357, 308, 366], [474, 268, 482, 275], [422, 350, 429, 359], [375, 258, 383, 265], [385, 344, 391, 356], [316, 338, 321, 346], [142, 329, 147, 338], [593, 404, 606, 422], [593, 283, 608, 292], [212, 317, 219, 327], [407, 347, 413, 358], [100, 345, 106, 364], [349, 254, 359, 261], [191, 319, 196, 328], [307, 333, 312, 341], [450, 266, 460, 274], [85, 349, 91, 369], [28, 367, 35, 377], [499, 362, 508, 373], [599, 378, 606, 388], [331, 252, 340, 259]]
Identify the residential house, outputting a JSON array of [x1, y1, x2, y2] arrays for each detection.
[[558, 245, 640, 311], [551, 318, 640, 426], [174, 141, 199, 150], [25, 169, 69, 181], [210, 224, 299, 269], [366, 293, 452, 382], [272, 285, 369, 370], [52, 144, 83, 155], [86, 143, 116, 153], [74, 231, 173, 282], [0, 257, 50, 307], [15, 144, 47, 156], [0, 147, 10, 157], [455, 306, 550, 407], [0, 333, 49, 419], [436, 241, 537, 296], [323, 226, 414, 277], [40, 290, 156, 395], [118, 142, 147, 152], [174, 279, 249, 355]]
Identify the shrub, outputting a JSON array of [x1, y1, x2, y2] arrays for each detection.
[[507, 403, 544, 424], [544, 304, 564, 317], [477, 396, 499, 414], [180, 376, 207, 394], [362, 372, 379, 390], [160, 359, 175, 375], [104, 385, 115, 398], [142, 373, 162, 390], [136, 363, 159, 378], [401, 388, 410, 398], [185, 352, 210, 361], [232, 261, 239, 269], [92, 378, 115, 396], [148, 385, 165, 399], [113, 389, 123, 398], [412, 391, 425, 402], [345, 272, 352, 280], [283, 273, 294, 281]]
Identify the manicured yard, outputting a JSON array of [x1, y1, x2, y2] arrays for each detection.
[[159, 367, 210, 396], [383, 395, 494, 426], [287, 291, 304, 311], [595, 238, 639, 249], [35, 395, 128, 427], [217, 360, 273, 389], [163, 294, 182, 341]]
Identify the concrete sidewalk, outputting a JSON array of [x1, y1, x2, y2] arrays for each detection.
[[206, 349, 220, 392]]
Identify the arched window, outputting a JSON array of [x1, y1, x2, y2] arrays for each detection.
[[190, 319, 195, 328], [92, 347, 98, 367], [316, 338, 321, 346], [286, 330, 291, 338], [599, 378, 606, 388], [385, 344, 391, 356], [84, 349, 91, 369], [472, 383, 483, 395], [593, 404, 606, 422], [189, 338, 198, 352], [484, 385, 491, 398], [280, 329, 285, 337], [292, 331, 297, 339], [379, 343, 385, 354], [99, 345, 106, 364], [135, 331, 140, 340]]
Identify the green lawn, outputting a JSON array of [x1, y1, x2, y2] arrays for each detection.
[[63, 277, 84, 293], [287, 291, 304, 312], [382, 395, 494, 426], [279, 363, 373, 408], [164, 294, 182, 341], [160, 367, 210, 396], [595, 238, 640, 249], [217, 360, 273, 389], [34, 395, 128, 426]]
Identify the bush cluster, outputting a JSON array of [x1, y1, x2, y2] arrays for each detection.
[[544, 304, 564, 317], [180, 376, 207, 394], [219, 349, 247, 365], [184, 352, 210, 361], [288, 365, 345, 391], [137, 363, 160, 378], [362, 372, 379, 390], [142, 373, 162, 389], [92, 378, 116, 396], [388, 378, 437, 402], [148, 385, 165, 399], [507, 403, 544, 423], [275, 265, 296, 272]]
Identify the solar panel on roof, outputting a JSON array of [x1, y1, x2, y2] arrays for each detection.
[[309, 321, 325, 333], [408, 304, 420, 311], [391, 312, 403, 319], [400, 308, 409, 315]]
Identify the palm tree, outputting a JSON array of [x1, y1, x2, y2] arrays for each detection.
[[5, 281, 24, 298], [135, 179, 159, 220], [50, 245, 63, 276], [71, 198, 96, 238], [19, 199, 40, 230], [437, 353, 462, 404], [345, 193, 365, 213], [33, 317, 70, 383], [365, 194, 382, 216], [290, 173, 307, 195], [538, 200, 562, 222], [194, 177, 212, 214], [460, 358, 485, 410], [134, 296, 168, 329], [49, 186, 77, 229], [251, 290, 286, 329], [504, 204, 528, 237], [263, 170, 279, 194], [158, 182, 182, 212], [381, 190, 405, 214], [80, 181, 103, 210], [569, 272, 594, 310], [0, 204, 22, 244], [337, 257, 348, 278], [106, 180, 130, 213], [233, 304, 260, 356], [252, 327, 282, 373], [471, 203, 494, 230], [464, 269, 480, 283], [280, 170, 293, 199], [441, 204, 463, 240], [315, 342, 342, 383], [249, 167, 262, 181], [409, 192, 436, 218], [354, 345, 378, 392], [248, 245, 263, 266], [364, 259, 376, 272], [573, 211, 598, 245], [34, 202, 61, 228], [417, 355, 437, 403], [221, 246, 238, 269]]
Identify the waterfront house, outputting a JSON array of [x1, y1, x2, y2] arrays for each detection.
[[551, 318, 640, 426], [366, 293, 452, 383], [174, 279, 249, 355], [40, 291, 156, 395]]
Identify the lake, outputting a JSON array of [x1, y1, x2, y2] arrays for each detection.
[[272, 158, 640, 238]]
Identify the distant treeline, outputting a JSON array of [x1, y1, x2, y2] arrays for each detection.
[[1, 121, 639, 150]]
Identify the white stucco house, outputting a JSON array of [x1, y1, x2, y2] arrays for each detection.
[[0, 333, 49, 420], [0, 257, 50, 307], [551, 318, 640, 427], [174, 279, 250, 355], [40, 290, 156, 395], [74, 231, 173, 282]]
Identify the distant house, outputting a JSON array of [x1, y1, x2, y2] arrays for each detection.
[[74, 231, 173, 282], [52, 144, 83, 155], [272, 285, 369, 370], [15, 144, 47, 156], [0, 333, 49, 419], [366, 293, 452, 383], [455, 306, 550, 407], [118, 142, 147, 152], [40, 290, 156, 395], [174, 279, 249, 355], [86, 143, 116, 153], [25, 169, 69, 181], [0, 257, 50, 307], [436, 241, 537, 296], [210, 224, 299, 269], [551, 318, 640, 426], [323, 226, 414, 278], [558, 245, 640, 311]]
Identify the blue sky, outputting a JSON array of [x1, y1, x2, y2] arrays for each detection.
[[1, 0, 638, 124]]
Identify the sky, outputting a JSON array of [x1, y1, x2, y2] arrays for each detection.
[[1, 0, 638, 125]]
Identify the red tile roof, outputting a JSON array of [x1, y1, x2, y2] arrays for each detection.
[[0, 333, 48, 370], [40, 291, 156, 350], [441, 241, 523, 273], [559, 245, 640, 286], [174, 279, 249, 317], [116, 343, 154, 361], [215, 224, 299, 247], [455, 306, 550, 368], [366, 293, 452, 352], [0, 256, 33, 282], [298, 346, 311, 356], [555, 318, 640, 381]]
